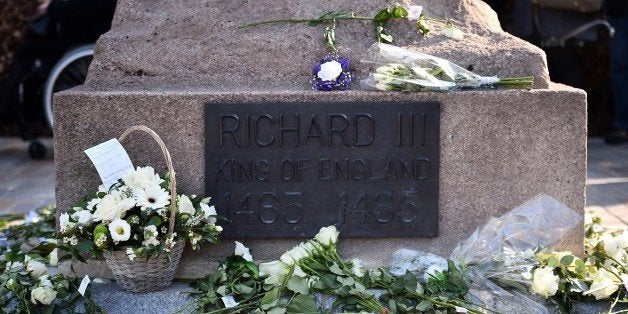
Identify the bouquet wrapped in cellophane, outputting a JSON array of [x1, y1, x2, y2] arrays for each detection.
[[360, 43, 534, 91]]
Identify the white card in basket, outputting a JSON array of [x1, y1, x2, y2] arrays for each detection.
[[85, 138, 134, 188]]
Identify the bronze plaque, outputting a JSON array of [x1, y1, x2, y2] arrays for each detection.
[[205, 102, 440, 238]]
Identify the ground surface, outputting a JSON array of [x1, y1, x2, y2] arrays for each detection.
[[0, 136, 626, 227]]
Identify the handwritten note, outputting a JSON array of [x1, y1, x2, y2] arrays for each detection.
[[84, 139, 134, 188]]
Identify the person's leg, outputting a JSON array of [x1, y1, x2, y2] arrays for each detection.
[[606, 13, 628, 143]]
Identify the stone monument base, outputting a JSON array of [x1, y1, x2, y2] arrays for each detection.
[[55, 84, 586, 279]]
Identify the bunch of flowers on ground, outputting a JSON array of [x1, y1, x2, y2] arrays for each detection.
[[525, 213, 628, 311], [56, 166, 222, 261], [0, 208, 103, 313], [188, 226, 480, 313]]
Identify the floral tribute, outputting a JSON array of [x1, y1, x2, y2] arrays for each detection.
[[311, 55, 354, 91], [188, 226, 478, 313], [56, 166, 222, 261]]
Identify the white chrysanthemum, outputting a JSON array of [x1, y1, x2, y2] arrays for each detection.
[[31, 286, 57, 305], [442, 24, 464, 40], [134, 184, 170, 211], [317, 60, 343, 81], [122, 166, 164, 190], [585, 268, 620, 300], [315, 226, 339, 246], [531, 266, 559, 298], [71, 210, 93, 226], [177, 195, 196, 215], [234, 241, 253, 261], [93, 190, 134, 222], [200, 203, 217, 224], [59, 213, 71, 232], [108, 218, 131, 242], [26, 260, 47, 279]]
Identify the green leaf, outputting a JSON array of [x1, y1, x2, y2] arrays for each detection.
[[560, 255, 574, 266], [233, 284, 253, 294], [417, 19, 430, 36], [374, 7, 392, 22], [416, 299, 432, 311], [547, 256, 559, 268], [329, 263, 344, 275], [216, 285, 228, 296], [261, 287, 280, 310], [391, 6, 408, 18], [286, 294, 318, 313], [287, 276, 309, 295], [267, 307, 287, 314]]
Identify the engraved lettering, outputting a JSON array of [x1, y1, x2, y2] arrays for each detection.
[[304, 114, 326, 146], [399, 189, 418, 222], [319, 158, 332, 181], [215, 159, 232, 182], [329, 113, 350, 146], [279, 113, 300, 147], [416, 158, 430, 180], [254, 160, 270, 181], [284, 192, 303, 224], [352, 159, 366, 180], [355, 114, 374, 146], [254, 114, 275, 147], [281, 158, 294, 181], [220, 114, 242, 147], [374, 191, 394, 223], [296, 158, 309, 181], [258, 192, 279, 224]]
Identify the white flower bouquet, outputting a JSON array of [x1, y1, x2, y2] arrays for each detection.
[[360, 43, 534, 91], [57, 126, 222, 292]]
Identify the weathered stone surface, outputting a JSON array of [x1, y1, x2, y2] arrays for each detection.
[[85, 0, 549, 90], [55, 85, 586, 278]]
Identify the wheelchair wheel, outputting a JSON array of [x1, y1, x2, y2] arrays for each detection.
[[43, 44, 94, 130]]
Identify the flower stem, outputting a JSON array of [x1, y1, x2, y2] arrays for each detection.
[[239, 16, 373, 29], [497, 76, 535, 89]]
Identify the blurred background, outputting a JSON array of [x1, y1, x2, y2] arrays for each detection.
[[0, 0, 626, 227]]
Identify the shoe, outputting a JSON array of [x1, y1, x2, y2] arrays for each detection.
[[605, 129, 628, 145]]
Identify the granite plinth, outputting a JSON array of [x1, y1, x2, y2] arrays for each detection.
[[55, 85, 586, 278]]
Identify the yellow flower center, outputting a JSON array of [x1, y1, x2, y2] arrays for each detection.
[[116, 227, 125, 235]]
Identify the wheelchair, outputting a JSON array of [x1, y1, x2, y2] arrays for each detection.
[[17, 44, 93, 159]]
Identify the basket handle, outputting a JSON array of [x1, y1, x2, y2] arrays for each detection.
[[118, 125, 177, 236]]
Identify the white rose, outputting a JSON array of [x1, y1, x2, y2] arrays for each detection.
[[86, 197, 101, 211], [531, 266, 559, 298], [280, 244, 309, 265], [407, 5, 423, 21], [200, 203, 217, 225], [38, 275, 53, 287], [122, 166, 164, 190], [315, 226, 339, 246], [234, 241, 253, 262], [616, 230, 628, 249], [93, 191, 133, 223], [177, 195, 196, 215], [27, 260, 48, 279], [108, 218, 131, 242], [442, 24, 464, 40], [620, 274, 628, 293], [59, 212, 71, 231], [6, 261, 24, 271], [317, 60, 343, 81], [259, 260, 288, 277], [292, 265, 307, 278], [351, 258, 365, 277], [31, 286, 57, 305], [585, 268, 620, 300], [72, 210, 93, 226]]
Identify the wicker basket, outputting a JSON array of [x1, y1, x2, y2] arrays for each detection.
[[103, 125, 184, 293]]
